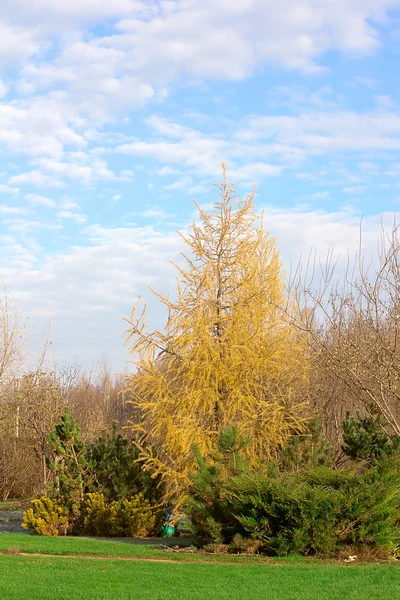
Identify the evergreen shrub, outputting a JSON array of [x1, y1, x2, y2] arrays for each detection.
[[187, 427, 400, 556], [88, 425, 164, 506], [46, 408, 89, 532], [342, 411, 400, 464], [278, 418, 335, 471]]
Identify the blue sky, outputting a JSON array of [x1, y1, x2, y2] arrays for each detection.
[[1, 0, 400, 371]]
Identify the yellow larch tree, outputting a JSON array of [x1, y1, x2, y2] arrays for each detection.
[[124, 166, 309, 504]]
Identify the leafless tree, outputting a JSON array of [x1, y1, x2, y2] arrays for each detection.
[[288, 221, 400, 443], [0, 287, 26, 390]]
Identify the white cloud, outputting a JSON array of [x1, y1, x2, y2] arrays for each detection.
[[0, 96, 87, 159], [375, 94, 395, 108], [164, 176, 193, 190], [0, 22, 39, 70], [0, 0, 396, 144], [141, 208, 168, 219], [57, 210, 87, 224], [3, 218, 61, 233], [16, 50, 154, 122], [117, 116, 287, 179], [100, 0, 400, 80], [1, 1, 399, 80], [60, 199, 80, 210], [6, 153, 125, 191], [343, 185, 367, 193], [351, 76, 380, 89], [0, 77, 8, 98], [0, 0, 149, 28], [295, 191, 332, 203], [157, 165, 180, 176], [0, 0, 397, 198], [307, 191, 331, 200], [116, 108, 400, 186], [240, 109, 400, 154], [231, 162, 282, 180], [0, 222, 183, 367], [24, 193, 56, 208], [0, 206, 397, 368], [0, 205, 27, 215], [32, 155, 120, 185], [120, 169, 135, 178], [268, 84, 339, 111], [260, 205, 392, 275], [0, 183, 19, 195], [8, 170, 67, 188], [358, 161, 379, 172]]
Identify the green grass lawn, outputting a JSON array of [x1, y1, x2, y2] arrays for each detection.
[[0, 554, 399, 600], [0, 499, 30, 511], [0, 532, 276, 563], [0, 533, 399, 600]]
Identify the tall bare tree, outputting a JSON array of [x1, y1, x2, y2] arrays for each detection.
[[289, 223, 400, 441], [0, 287, 25, 390]]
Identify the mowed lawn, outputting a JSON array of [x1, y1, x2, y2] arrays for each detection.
[[0, 534, 399, 600]]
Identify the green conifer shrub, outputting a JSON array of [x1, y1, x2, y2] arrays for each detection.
[[186, 425, 252, 544], [27, 413, 164, 536], [187, 426, 400, 556], [87, 424, 164, 506], [46, 408, 89, 532], [279, 418, 335, 471], [234, 464, 400, 556], [342, 411, 400, 464]]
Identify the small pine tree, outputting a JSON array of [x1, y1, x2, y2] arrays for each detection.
[[279, 418, 335, 472], [88, 424, 164, 506], [46, 408, 89, 528], [186, 426, 252, 544], [342, 411, 400, 464]]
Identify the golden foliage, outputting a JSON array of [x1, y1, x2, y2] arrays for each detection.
[[124, 166, 309, 502], [22, 497, 69, 536], [84, 492, 155, 538]]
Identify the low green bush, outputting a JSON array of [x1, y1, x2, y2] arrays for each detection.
[[234, 465, 400, 556], [22, 497, 69, 537], [84, 492, 155, 537], [187, 427, 400, 557]]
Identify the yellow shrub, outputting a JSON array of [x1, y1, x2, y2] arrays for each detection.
[[22, 497, 69, 536], [118, 494, 155, 538], [84, 492, 155, 537]]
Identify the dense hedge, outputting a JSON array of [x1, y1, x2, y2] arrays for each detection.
[[187, 427, 400, 556]]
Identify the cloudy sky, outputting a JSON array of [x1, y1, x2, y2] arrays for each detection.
[[1, 0, 400, 371]]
